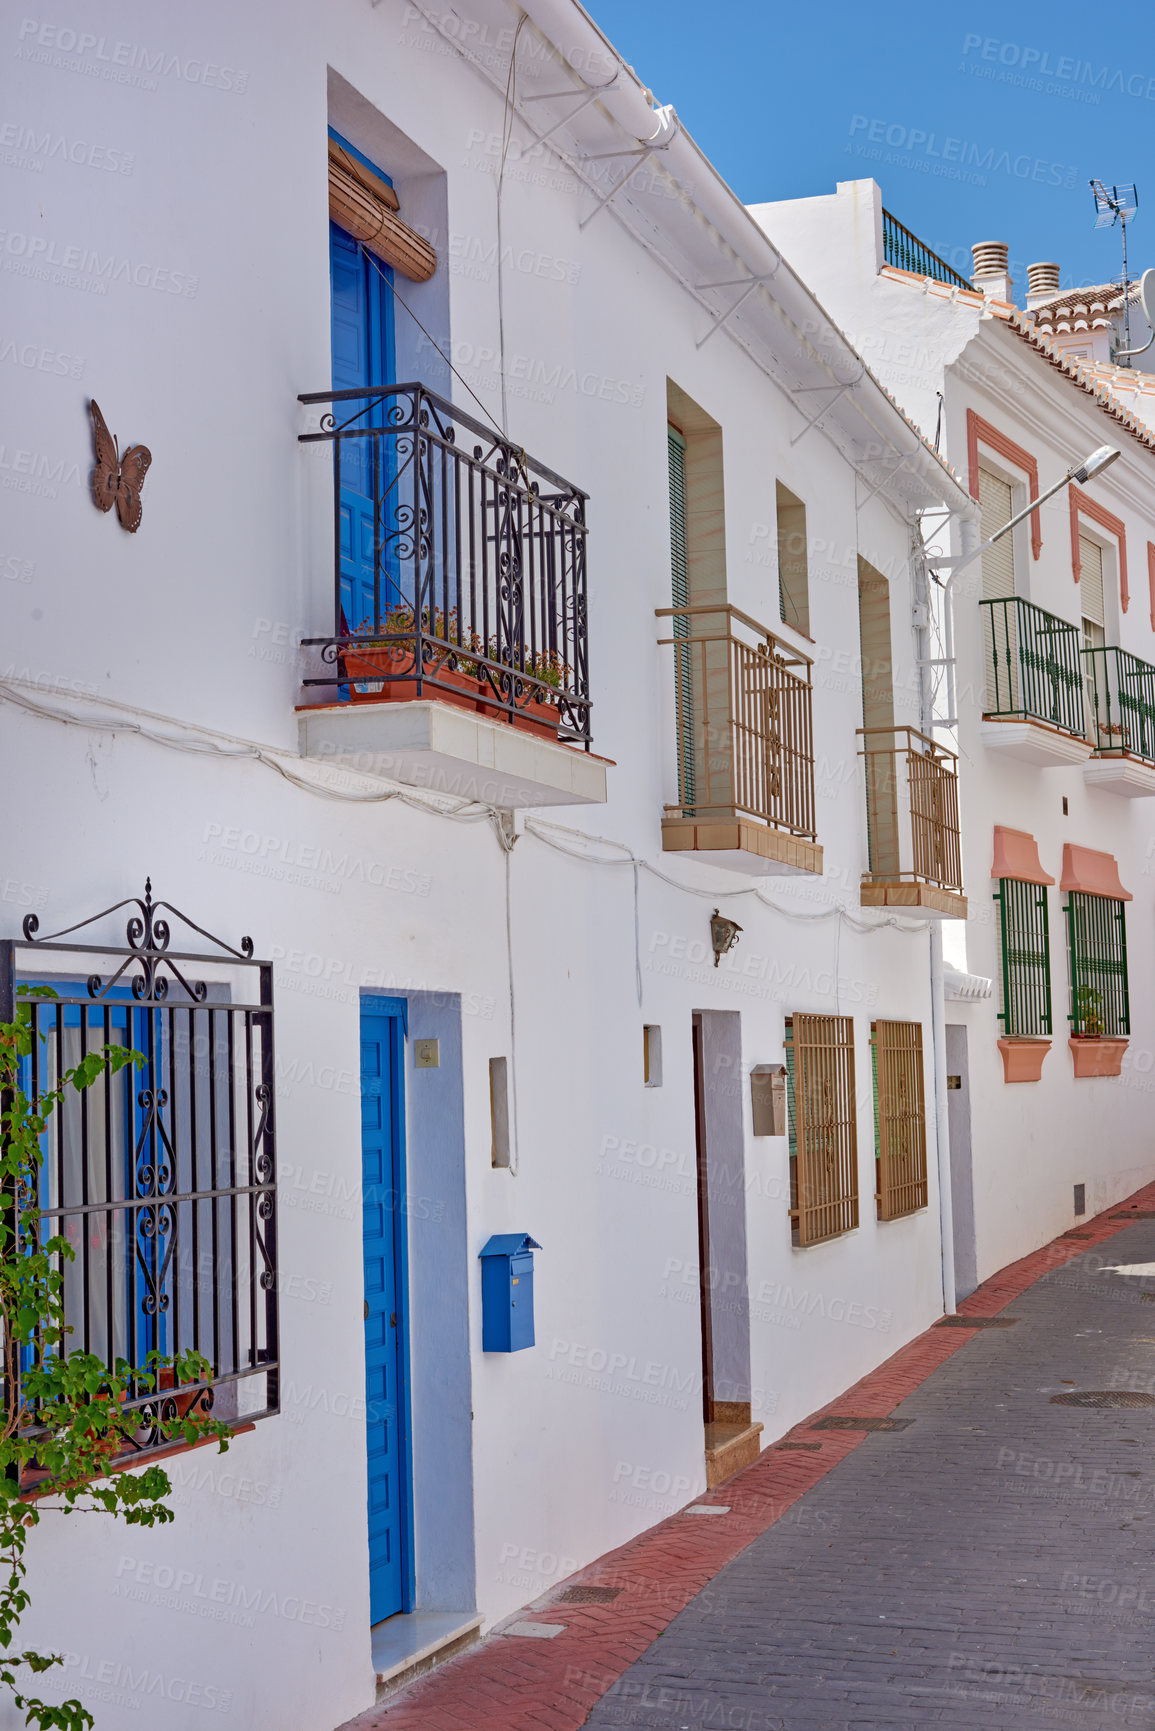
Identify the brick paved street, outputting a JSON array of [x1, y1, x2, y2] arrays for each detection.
[[346, 1185, 1155, 1731]]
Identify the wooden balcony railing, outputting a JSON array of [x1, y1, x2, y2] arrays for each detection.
[[858, 726, 963, 893], [656, 605, 816, 839]]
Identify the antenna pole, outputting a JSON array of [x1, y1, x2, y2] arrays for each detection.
[[1121, 215, 1132, 361]]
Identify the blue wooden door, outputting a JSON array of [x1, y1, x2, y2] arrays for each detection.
[[360, 1000, 410, 1623], [329, 132, 398, 633]]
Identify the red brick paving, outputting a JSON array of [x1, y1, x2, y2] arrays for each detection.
[[338, 1181, 1155, 1731]]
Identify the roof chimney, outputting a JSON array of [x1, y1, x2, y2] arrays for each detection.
[[1026, 262, 1061, 308], [971, 241, 1013, 304]]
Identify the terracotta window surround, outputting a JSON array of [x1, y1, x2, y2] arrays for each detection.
[[1059, 843, 1132, 902], [1148, 541, 1155, 632], [991, 826, 1054, 886], [1069, 485, 1128, 613], [966, 410, 1042, 561]]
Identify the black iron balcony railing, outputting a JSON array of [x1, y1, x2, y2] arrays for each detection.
[[656, 605, 816, 838], [1082, 644, 1155, 763], [857, 726, 963, 893], [980, 596, 1085, 736], [882, 210, 971, 290], [299, 383, 591, 746]]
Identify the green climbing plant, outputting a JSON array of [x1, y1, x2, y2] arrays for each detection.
[[0, 988, 230, 1730]]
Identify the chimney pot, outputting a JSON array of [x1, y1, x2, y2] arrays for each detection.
[[972, 241, 1010, 280], [1027, 261, 1061, 301]]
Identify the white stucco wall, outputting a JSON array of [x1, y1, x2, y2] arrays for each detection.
[[4, 15, 970, 1731]]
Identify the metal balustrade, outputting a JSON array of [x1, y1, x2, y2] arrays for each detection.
[[299, 383, 591, 745], [980, 596, 1085, 735], [1082, 644, 1155, 763], [656, 605, 816, 838], [882, 210, 972, 289], [857, 726, 963, 892]]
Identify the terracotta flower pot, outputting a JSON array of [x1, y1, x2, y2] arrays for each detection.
[[997, 1038, 1051, 1083], [344, 643, 483, 714], [1069, 1037, 1128, 1078]]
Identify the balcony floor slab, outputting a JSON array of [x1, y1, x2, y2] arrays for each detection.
[[979, 717, 1094, 768], [297, 700, 609, 809], [860, 880, 968, 919], [661, 816, 823, 877], [1083, 754, 1155, 797]]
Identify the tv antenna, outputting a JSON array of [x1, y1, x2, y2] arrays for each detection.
[[1090, 180, 1138, 361]]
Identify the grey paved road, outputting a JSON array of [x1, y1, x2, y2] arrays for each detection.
[[583, 1223, 1155, 1730]]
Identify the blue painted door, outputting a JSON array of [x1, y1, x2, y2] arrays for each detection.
[[329, 132, 399, 633], [360, 1000, 410, 1623]]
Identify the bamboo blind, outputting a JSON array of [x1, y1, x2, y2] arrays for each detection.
[[872, 1021, 928, 1220], [787, 1014, 859, 1246], [328, 158, 437, 283]]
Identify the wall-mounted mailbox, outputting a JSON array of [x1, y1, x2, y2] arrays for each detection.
[[750, 1064, 787, 1137], [479, 1233, 541, 1352]]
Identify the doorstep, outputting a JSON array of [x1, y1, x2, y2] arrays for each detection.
[[704, 1419, 764, 1487], [371, 1610, 481, 1696]]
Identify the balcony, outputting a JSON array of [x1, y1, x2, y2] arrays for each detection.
[[978, 597, 1093, 768], [657, 605, 822, 876], [858, 727, 967, 918], [882, 209, 972, 289], [1082, 645, 1155, 797], [296, 383, 607, 809]]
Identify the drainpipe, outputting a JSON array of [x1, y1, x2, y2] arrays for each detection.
[[915, 524, 970, 1319]]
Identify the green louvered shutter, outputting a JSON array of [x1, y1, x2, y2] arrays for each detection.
[[667, 426, 696, 810]]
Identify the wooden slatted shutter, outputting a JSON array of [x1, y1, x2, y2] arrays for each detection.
[[979, 468, 1015, 601], [873, 1021, 928, 1220], [1079, 534, 1105, 628], [787, 1014, 858, 1246]]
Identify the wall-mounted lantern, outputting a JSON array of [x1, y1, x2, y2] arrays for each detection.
[[710, 909, 742, 968]]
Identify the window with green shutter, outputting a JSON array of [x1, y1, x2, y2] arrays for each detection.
[[1065, 891, 1129, 1036], [667, 425, 696, 809], [994, 878, 1053, 1037]]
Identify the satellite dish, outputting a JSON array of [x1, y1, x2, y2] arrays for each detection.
[[1115, 266, 1155, 359]]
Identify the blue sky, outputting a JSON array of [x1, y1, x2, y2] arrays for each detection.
[[590, 0, 1155, 291]]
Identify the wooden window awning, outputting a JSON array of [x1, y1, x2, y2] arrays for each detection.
[[327, 144, 436, 283]]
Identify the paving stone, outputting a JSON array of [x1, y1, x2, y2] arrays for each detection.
[[341, 1182, 1155, 1731]]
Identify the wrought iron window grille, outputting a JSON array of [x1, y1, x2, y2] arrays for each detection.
[[1064, 890, 1130, 1037], [0, 881, 278, 1482], [994, 878, 1053, 1038], [298, 382, 592, 747]]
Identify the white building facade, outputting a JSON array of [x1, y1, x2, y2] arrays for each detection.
[[754, 177, 1155, 1293], [0, 13, 1073, 1731]]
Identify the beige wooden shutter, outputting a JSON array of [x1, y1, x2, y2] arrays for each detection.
[[1079, 533, 1104, 627], [979, 468, 1015, 600], [328, 155, 437, 283]]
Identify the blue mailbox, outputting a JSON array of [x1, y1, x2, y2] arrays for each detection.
[[479, 1233, 541, 1352]]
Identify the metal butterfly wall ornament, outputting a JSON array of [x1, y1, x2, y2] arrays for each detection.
[[90, 398, 151, 532]]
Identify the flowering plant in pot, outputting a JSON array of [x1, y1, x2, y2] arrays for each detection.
[[1073, 985, 1105, 1037], [476, 643, 569, 736], [343, 607, 482, 704]]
